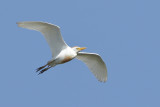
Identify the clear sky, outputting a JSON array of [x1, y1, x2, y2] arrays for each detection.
[[0, 0, 160, 107]]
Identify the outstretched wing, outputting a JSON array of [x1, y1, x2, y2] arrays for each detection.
[[76, 52, 107, 82], [17, 21, 69, 58]]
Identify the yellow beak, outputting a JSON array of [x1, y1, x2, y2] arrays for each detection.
[[78, 47, 87, 51]]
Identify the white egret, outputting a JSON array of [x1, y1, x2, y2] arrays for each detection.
[[17, 21, 107, 82]]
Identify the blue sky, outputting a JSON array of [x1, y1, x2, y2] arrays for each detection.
[[0, 0, 160, 107]]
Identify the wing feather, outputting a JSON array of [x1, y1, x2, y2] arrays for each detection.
[[76, 52, 107, 82], [17, 21, 68, 58]]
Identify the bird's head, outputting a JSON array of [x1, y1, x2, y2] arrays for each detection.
[[72, 46, 87, 53]]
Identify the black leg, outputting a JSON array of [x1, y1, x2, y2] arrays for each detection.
[[38, 66, 52, 75], [36, 65, 47, 72]]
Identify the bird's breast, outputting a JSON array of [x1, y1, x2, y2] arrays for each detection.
[[56, 48, 77, 64], [61, 55, 74, 64]]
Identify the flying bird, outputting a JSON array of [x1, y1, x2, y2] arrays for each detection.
[[17, 21, 107, 82]]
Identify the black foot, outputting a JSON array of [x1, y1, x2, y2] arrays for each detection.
[[36, 65, 47, 72], [38, 66, 52, 75]]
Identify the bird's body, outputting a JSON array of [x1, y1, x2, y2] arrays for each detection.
[[17, 21, 107, 82], [50, 47, 77, 65], [57, 47, 77, 64]]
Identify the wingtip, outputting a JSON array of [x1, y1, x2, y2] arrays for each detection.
[[97, 75, 107, 82], [16, 21, 61, 29], [16, 22, 19, 25], [16, 21, 22, 24], [16, 22, 22, 27], [99, 78, 107, 83]]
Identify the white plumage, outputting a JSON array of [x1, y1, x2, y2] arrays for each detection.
[[17, 21, 107, 82], [76, 52, 107, 82]]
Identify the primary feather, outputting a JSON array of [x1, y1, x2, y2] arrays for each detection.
[[76, 52, 107, 82], [17, 21, 68, 58]]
